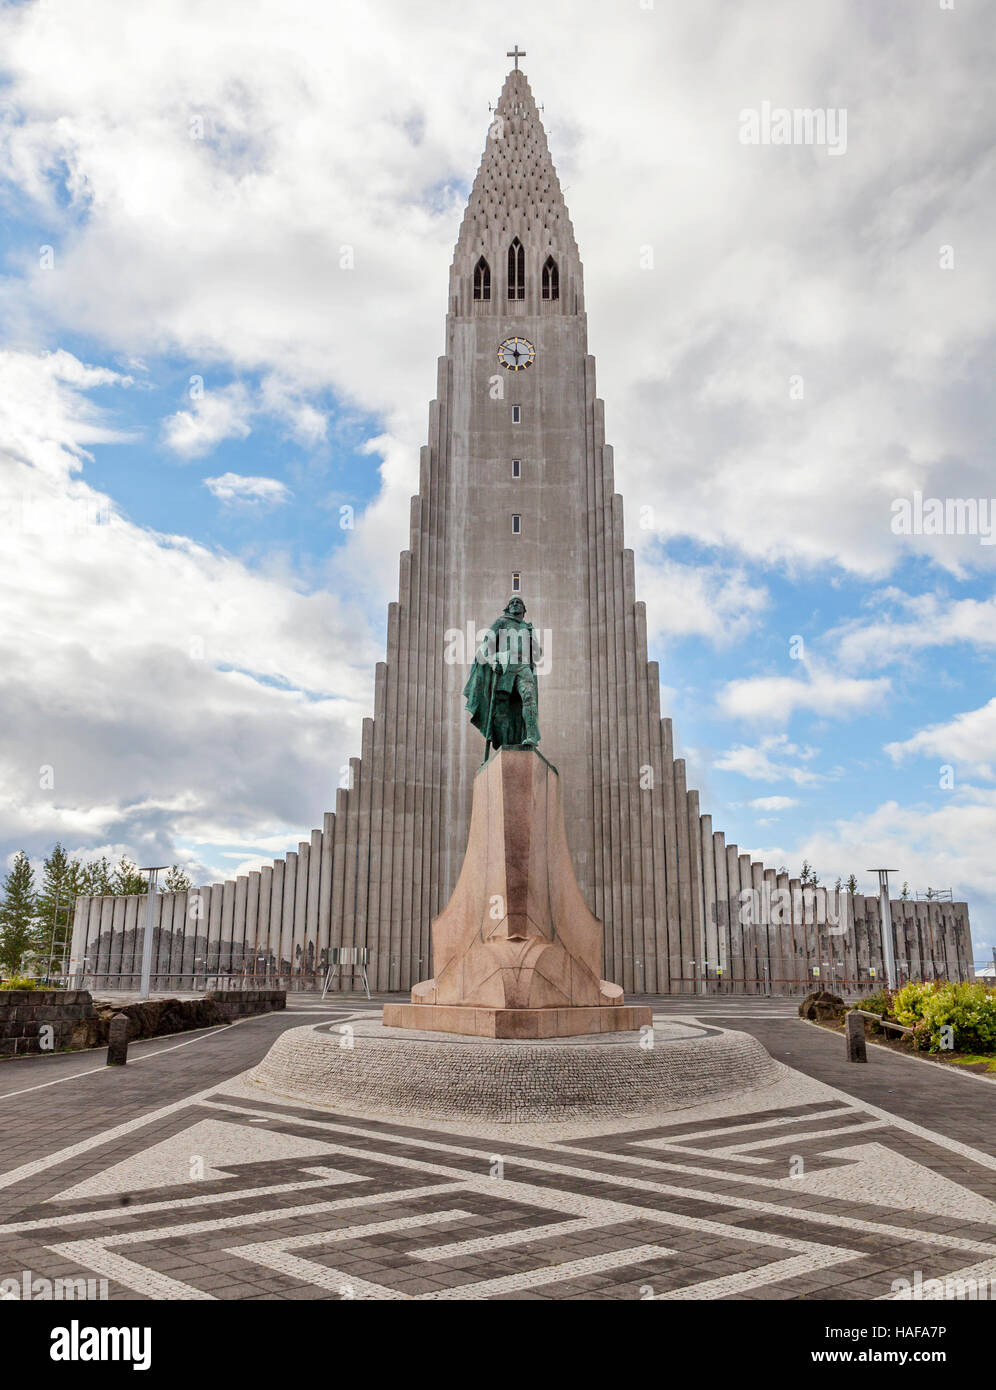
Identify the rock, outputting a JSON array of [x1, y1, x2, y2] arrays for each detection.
[[798, 989, 846, 1023]]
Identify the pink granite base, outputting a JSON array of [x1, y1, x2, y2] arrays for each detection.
[[381, 1002, 653, 1039]]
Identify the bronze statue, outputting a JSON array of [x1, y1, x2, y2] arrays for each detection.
[[463, 596, 541, 756]]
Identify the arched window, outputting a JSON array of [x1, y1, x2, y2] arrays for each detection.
[[507, 238, 525, 300], [473, 256, 490, 301], [542, 255, 559, 301]]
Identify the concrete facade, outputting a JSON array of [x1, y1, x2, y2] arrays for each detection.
[[69, 68, 973, 994]]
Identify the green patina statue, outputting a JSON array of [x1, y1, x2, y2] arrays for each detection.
[[463, 596, 542, 756]]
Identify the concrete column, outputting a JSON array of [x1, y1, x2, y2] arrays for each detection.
[[122, 894, 140, 987], [292, 842, 309, 984], [377, 604, 401, 991], [220, 879, 235, 976], [320, 806, 340, 978], [713, 832, 730, 990], [268, 860, 285, 979], [328, 787, 349, 991], [739, 855, 757, 993], [257, 867, 272, 973], [281, 851, 298, 983], [727, 844, 744, 991], [206, 884, 223, 976], [645, 662, 669, 994], [108, 896, 126, 986], [364, 669, 388, 987], [97, 895, 114, 983], [775, 872, 791, 991], [233, 876, 249, 976], [673, 761, 693, 993], [353, 723, 374, 976], [661, 718, 680, 989], [700, 815, 717, 992], [182, 889, 202, 984]]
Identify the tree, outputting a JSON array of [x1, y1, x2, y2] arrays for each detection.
[[0, 852, 40, 975], [35, 842, 81, 976], [162, 866, 192, 893], [847, 874, 858, 897], [78, 856, 113, 897], [109, 856, 148, 897], [900, 881, 911, 900], [800, 860, 820, 887]]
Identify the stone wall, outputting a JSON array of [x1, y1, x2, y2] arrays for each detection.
[[0, 989, 96, 1056], [0, 989, 285, 1056]]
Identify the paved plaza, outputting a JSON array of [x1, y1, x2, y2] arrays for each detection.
[[1, 997, 994, 1301]]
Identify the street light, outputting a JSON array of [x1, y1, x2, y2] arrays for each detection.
[[867, 869, 899, 990], [138, 867, 167, 1000]]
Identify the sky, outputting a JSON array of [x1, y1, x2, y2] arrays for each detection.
[[0, 0, 993, 966]]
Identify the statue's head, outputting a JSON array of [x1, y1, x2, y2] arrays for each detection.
[[504, 595, 527, 619]]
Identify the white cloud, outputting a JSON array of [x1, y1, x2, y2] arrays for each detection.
[[796, 792, 996, 911], [203, 472, 291, 505], [162, 383, 253, 459], [635, 553, 768, 644], [885, 698, 996, 781], [0, 348, 376, 876], [714, 734, 821, 786], [717, 663, 891, 723], [748, 795, 799, 811], [827, 592, 996, 672]]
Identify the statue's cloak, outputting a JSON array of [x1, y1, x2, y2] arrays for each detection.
[[463, 658, 496, 740]]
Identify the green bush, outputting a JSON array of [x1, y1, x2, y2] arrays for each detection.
[[854, 988, 894, 1016], [0, 975, 44, 990], [893, 980, 996, 1053]]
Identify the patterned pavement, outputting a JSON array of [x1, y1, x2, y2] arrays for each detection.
[[1, 997, 994, 1301]]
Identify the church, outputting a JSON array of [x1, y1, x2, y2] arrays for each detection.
[[69, 62, 973, 995]]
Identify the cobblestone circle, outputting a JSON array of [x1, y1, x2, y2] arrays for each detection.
[[249, 1018, 783, 1122]]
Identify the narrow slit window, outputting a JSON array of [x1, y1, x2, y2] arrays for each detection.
[[512, 405, 521, 423], [512, 572, 521, 592], [507, 237, 525, 300], [512, 458, 521, 478], [512, 514, 521, 534], [542, 255, 559, 300], [473, 255, 491, 301]]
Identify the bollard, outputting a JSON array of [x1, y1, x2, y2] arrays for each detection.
[[106, 1014, 130, 1066], [845, 1010, 867, 1064]]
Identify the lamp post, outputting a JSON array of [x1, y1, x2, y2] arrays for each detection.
[[867, 868, 899, 990], [138, 867, 167, 1000]]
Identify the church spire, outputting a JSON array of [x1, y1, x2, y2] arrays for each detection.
[[450, 69, 582, 316]]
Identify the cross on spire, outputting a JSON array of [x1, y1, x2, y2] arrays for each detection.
[[506, 44, 526, 70]]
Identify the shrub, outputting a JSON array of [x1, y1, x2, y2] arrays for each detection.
[[0, 975, 44, 990], [894, 980, 996, 1053], [892, 980, 938, 1026], [853, 988, 893, 1016]]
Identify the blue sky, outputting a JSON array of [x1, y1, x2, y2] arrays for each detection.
[[0, 0, 993, 968]]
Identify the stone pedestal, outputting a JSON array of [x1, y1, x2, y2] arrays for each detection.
[[383, 748, 651, 1039]]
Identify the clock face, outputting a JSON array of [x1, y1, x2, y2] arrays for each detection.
[[497, 336, 536, 371]]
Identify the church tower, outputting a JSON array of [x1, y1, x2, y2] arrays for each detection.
[[70, 64, 975, 997], [436, 64, 676, 992]]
